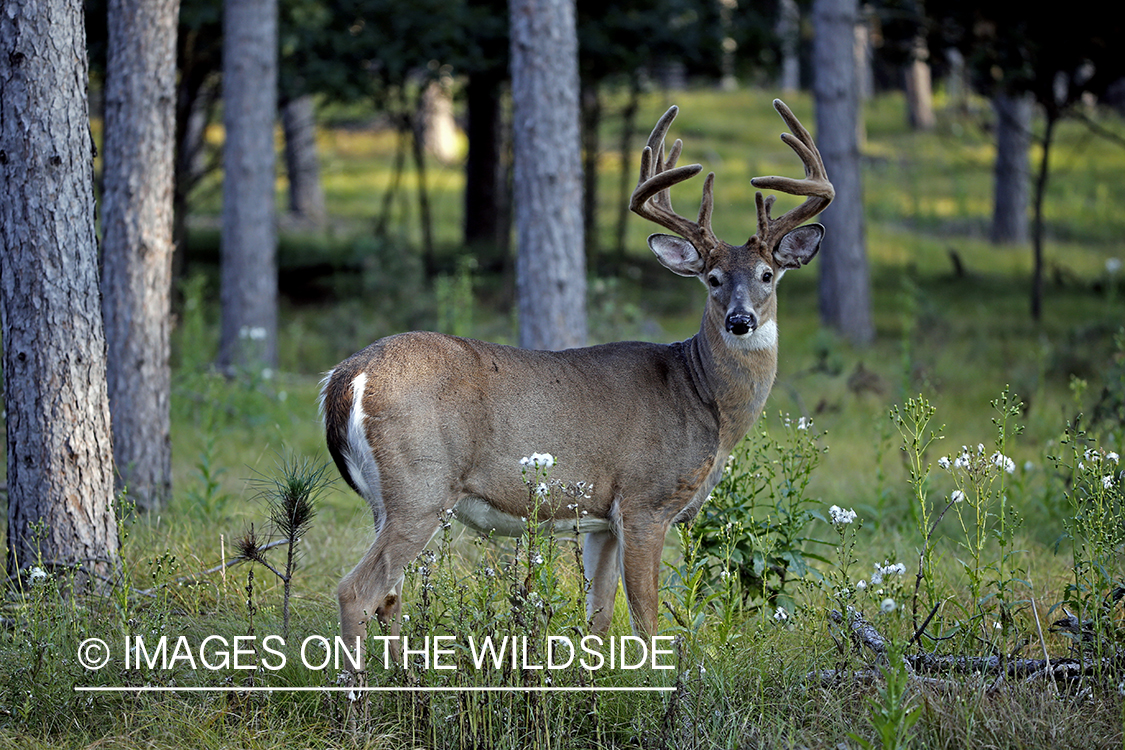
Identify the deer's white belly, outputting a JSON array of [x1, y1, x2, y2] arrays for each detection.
[[454, 496, 613, 537]]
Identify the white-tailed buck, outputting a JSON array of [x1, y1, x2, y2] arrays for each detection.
[[322, 99, 833, 667]]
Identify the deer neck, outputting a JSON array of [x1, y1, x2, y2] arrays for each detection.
[[686, 307, 778, 453]]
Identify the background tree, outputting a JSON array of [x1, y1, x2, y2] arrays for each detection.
[[1, 0, 119, 584], [926, 0, 1125, 319], [510, 0, 586, 351], [278, 0, 334, 226], [100, 0, 180, 511], [812, 0, 874, 345], [990, 91, 1032, 245], [462, 0, 512, 258], [219, 0, 280, 369]]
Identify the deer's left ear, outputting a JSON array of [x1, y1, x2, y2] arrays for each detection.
[[774, 224, 824, 269]]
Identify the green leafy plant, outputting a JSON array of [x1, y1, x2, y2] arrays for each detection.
[[691, 413, 829, 617]]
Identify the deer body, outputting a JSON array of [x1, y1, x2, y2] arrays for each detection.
[[323, 100, 833, 667]]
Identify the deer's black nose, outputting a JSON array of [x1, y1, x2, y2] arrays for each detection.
[[725, 312, 757, 336]]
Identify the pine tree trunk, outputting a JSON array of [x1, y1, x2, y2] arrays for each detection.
[[281, 94, 326, 225], [219, 0, 278, 370], [776, 0, 801, 92], [0, 0, 119, 584], [991, 91, 1032, 245], [510, 0, 586, 351], [581, 83, 601, 268], [903, 37, 935, 131], [463, 68, 509, 254], [101, 0, 179, 511], [813, 0, 874, 346]]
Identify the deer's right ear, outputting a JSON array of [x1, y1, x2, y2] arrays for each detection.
[[648, 234, 705, 277]]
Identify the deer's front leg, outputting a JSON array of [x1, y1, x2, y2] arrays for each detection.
[[619, 516, 669, 636], [583, 529, 621, 633]]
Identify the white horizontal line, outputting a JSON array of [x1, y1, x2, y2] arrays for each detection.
[[75, 685, 674, 693]]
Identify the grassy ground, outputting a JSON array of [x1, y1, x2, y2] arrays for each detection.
[[2, 86, 1124, 748]]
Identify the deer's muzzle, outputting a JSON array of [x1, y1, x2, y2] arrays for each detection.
[[725, 311, 757, 336]]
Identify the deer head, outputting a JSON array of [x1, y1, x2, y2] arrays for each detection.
[[630, 99, 834, 348]]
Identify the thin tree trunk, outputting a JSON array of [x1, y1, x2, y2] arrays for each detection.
[[376, 119, 408, 238], [281, 94, 326, 225], [219, 0, 279, 370], [464, 68, 508, 253], [1, 0, 119, 585], [419, 78, 460, 165], [614, 79, 641, 260], [776, 0, 801, 93], [991, 91, 1032, 245], [813, 0, 874, 345], [102, 0, 180, 510], [903, 36, 935, 131], [510, 0, 586, 351], [1031, 111, 1056, 321], [581, 82, 601, 269], [411, 95, 436, 274]]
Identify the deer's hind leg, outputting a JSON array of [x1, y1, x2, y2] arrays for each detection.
[[337, 463, 451, 670]]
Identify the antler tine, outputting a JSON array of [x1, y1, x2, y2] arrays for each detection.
[[630, 106, 717, 249], [749, 99, 834, 246]]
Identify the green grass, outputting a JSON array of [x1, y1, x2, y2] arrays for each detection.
[[3, 85, 1125, 748]]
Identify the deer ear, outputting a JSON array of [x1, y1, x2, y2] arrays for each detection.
[[774, 224, 824, 269], [648, 233, 705, 277]]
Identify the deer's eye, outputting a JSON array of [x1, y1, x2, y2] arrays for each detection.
[[708, 275, 722, 288], [762, 270, 774, 283]]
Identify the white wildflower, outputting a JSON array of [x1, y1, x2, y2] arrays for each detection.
[[991, 451, 1015, 474], [1103, 475, 1115, 490], [1107, 452, 1119, 464], [28, 566, 49, 586], [1108, 257, 1123, 275], [954, 447, 971, 469], [871, 560, 906, 586], [520, 452, 556, 469], [828, 505, 858, 526], [881, 598, 896, 614], [856, 580, 867, 590], [938, 456, 951, 470], [535, 483, 549, 498], [773, 607, 788, 621], [951, 490, 965, 503], [797, 416, 811, 431]]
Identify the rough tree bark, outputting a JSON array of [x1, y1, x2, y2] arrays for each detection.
[[509, 0, 587, 351], [813, 0, 874, 346], [991, 91, 1033, 245], [0, 0, 119, 584], [219, 0, 279, 370], [101, 0, 180, 511], [281, 94, 326, 225]]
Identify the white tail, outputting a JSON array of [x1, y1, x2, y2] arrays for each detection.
[[321, 99, 833, 668]]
